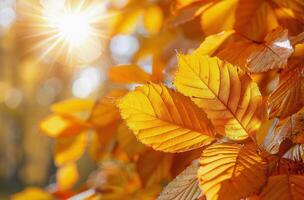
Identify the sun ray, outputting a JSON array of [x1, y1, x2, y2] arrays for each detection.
[[22, 0, 111, 65]]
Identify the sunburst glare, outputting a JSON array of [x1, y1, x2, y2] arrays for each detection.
[[21, 0, 111, 65]]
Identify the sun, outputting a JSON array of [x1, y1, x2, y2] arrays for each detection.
[[54, 12, 91, 46], [22, 0, 111, 65]]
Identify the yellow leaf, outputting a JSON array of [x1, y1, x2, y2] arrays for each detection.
[[268, 58, 304, 119], [109, 65, 151, 84], [198, 143, 267, 200], [175, 54, 263, 140], [200, 0, 237, 36], [157, 161, 202, 200], [259, 175, 304, 200], [194, 30, 235, 56], [51, 98, 94, 114], [174, 0, 201, 10], [144, 5, 164, 35], [54, 132, 87, 166], [113, 8, 143, 34], [57, 162, 79, 191], [51, 98, 94, 121], [40, 115, 87, 138], [119, 83, 216, 152], [11, 187, 52, 200]]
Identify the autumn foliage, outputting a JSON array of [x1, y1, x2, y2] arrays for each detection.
[[12, 0, 304, 199]]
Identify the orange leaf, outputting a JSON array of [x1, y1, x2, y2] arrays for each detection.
[[234, 0, 275, 41], [89, 89, 126, 128], [167, 1, 207, 27], [268, 58, 304, 119], [272, 6, 304, 37], [54, 132, 87, 166], [263, 108, 304, 154], [137, 149, 173, 187], [259, 175, 304, 200], [109, 65, 151, 84], [198, 143, 267, 200], [218, 27, 294, 73], [117, 123, 146, 158]]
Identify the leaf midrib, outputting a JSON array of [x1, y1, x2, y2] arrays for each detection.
[[178, 55, 249, 136]]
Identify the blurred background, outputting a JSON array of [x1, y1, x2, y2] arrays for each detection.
[[0, 0, 167, 197]]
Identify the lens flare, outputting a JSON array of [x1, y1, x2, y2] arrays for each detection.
[[21, 0, 111, 65], [54, 12, 91, 46]]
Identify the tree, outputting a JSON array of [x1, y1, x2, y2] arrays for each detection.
[[13, 0, 304, 199]]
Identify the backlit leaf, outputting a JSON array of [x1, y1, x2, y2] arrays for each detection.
[[137, 149, 173, 187], [119, 83, 216, 152], [173, 0, 204, 10], [198, 143, 267, 200], [171, 148, 203, 177], [51, 98, 94, 115], [175, 54, 263, 140], [51, 98, 94, 121], [157, 160, 202, 200], [117, 123, 146, 158], [89, 89, 127, 128], [113, 7, 143, 34], [168, 1, 208, 27], [54, 132, 87, 166], [144, 5, 164, 35], [194, 30, 235, 56], [259, 175, 304, 200], [217, 27, 294, 73], [271, 0, 304, 36], [263, 108, 304, 154], [268, 58, 304, 119], [200, 0, 237, 36], [57, 162, 79, 191], [109, 65, 151, 84], [234, 0, 274, 41], [40, 115, 87, 138], [11, 187, 52, 200]]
